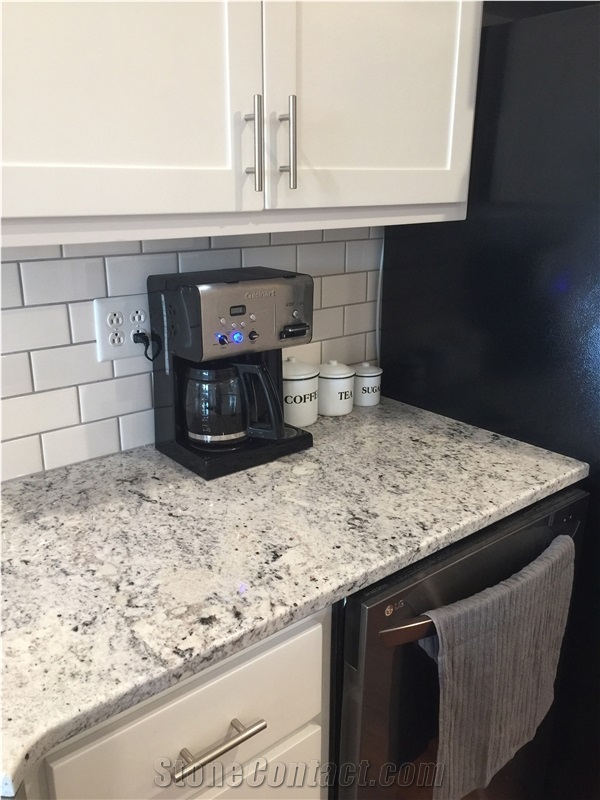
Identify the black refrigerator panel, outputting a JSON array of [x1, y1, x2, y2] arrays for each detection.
[[381, 4, 600, 475], [380, 5, 600, 799]]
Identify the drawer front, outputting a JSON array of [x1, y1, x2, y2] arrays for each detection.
[[46, 622, 323, 800], [192, 724, 323, 800]]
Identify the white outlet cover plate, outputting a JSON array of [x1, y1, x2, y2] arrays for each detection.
[[93, 293, 150, 362]]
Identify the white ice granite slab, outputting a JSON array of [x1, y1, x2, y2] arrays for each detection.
[[1, 399, 588, 796]]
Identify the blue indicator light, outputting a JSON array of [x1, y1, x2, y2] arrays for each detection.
[[232, 332, 244, 344]]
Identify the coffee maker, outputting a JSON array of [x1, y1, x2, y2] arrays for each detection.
[[147, 267, 314, 479]]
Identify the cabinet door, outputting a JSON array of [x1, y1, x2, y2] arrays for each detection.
[[263, 1, 482, 210], [2, 2, 263, 217]]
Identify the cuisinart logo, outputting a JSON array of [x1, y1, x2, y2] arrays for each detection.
[[245, 289, 276, 299]]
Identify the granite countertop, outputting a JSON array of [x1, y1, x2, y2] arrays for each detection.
[[1, 399, 589, 796]]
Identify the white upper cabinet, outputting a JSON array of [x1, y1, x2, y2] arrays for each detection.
[[2, 1, 482, 231], [263, 1, 481, 209], [2, 2, 264, 216]]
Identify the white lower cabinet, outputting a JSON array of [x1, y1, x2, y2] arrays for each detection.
[[30, 613, 329, 800]]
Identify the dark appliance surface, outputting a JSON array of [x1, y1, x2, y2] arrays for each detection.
[[336, 488, 588, 800], [380, 5, 600, 798]]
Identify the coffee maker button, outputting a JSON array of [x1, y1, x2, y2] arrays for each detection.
[[219, 317, 226, 325], [249, 331, 259, 341], [249, 313, 256, 321], [217, 334, 229, 345], [292, 310, 300, 318]]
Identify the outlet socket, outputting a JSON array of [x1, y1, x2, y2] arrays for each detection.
[[94, 294, 150, 362]]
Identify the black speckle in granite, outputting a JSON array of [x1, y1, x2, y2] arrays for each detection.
[[127, 489, 158, 504]]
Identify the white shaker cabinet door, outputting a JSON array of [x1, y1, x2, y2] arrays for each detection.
[[263, 1, 482, 210], [2, 2, 264, 217]]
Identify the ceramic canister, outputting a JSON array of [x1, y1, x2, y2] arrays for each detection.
[[353, 362, 383, 407], [318, 360, 355, 416], [282, 357, 320, 427]]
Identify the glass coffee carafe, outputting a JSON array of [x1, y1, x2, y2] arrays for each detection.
[[184, 361, 286, 448]]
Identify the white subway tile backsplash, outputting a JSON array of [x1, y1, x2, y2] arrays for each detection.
[[344, 302, 377, 336], [62, 241, 141, 258], [211, 233, 270, 249], [42, 419, 120, 470], [1, 263, 23, 308], [1, 244, 62, 262], [179, 249, 241, 272], [297, 242, 345, 276], [346, 238, 384, 273], [1, 228, 384, 480], [31, 343, 112, 392], [79, 373, 152, 423], [285, 341, 322, 366], [242, 245, 297, 271], [119, 409, 154, 450], [106, 253, 177, 296], [2, 388, 79, 440], [142, 237, 210, 253], [313, 307, 344, 341], [367, 270, 380, 302], [113, 354, 153, 377], [68, 301, 96, 343], [1, 353, 33, 398], [321, 273, 367, 308], [1, 436, 43, 481], [271, 230, 322, 245], [1, 305, 70, 354], [322, 334, 366, 366], [312, 277, 322, 310], [21, 258, 106, 305], [323, 227, 370, 241]]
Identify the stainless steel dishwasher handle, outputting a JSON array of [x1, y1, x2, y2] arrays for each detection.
[[380, 615, 435, 647], [173, 718, 267, 783], [278, 95, 297, 189]]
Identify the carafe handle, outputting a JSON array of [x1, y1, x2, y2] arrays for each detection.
[[234, 362, 286, 440]]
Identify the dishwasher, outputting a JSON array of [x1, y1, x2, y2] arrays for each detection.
[[332, 486, 588, 800]]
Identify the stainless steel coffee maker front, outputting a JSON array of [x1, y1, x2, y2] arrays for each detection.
[[147, 267, 314, 480]]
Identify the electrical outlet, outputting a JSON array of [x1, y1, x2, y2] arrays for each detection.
[[94, 294, 150, 362]]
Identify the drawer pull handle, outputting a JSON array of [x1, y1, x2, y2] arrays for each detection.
[[173, 718, 267, 783]]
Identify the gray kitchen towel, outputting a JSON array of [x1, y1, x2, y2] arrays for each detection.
[[420, 534, 575, 800]]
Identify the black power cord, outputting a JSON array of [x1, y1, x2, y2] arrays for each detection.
[[133, 331, 162, 362]]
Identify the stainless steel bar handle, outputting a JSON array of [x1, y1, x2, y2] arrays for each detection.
[[379, 615, 435, 647], [278, 94, 298, 189], [173, 718, 267, 783], [244, 94, 264, 192]]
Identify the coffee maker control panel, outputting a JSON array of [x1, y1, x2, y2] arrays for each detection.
[[197, 273, 313, 360], [147, 268, 314, 363]]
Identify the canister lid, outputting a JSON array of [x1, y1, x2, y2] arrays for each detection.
[[354, 361, 383, 378], [318, 359, 356, 379], [282, 356, 319, 380]]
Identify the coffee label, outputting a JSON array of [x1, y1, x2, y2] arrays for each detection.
[[284, 390, 318, 405]]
